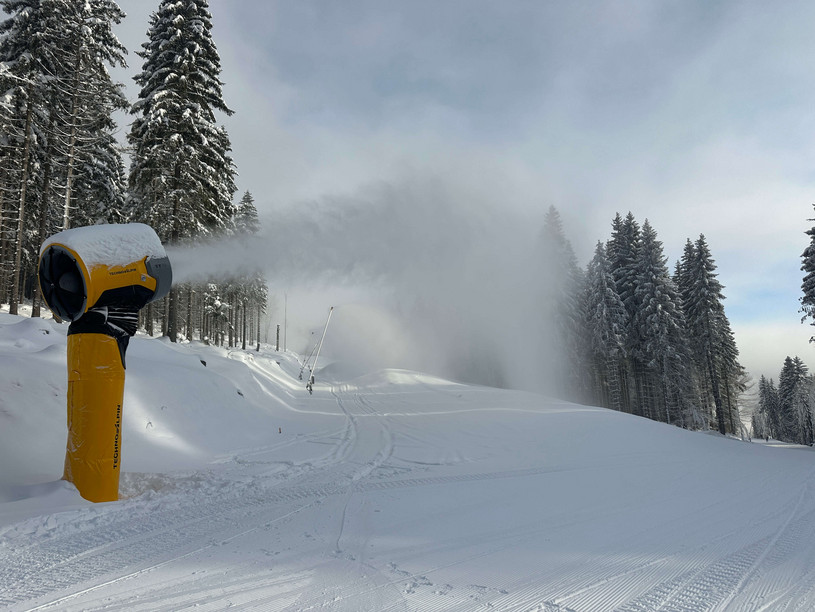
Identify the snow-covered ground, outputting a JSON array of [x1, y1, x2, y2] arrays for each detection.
[[1, 311, 815, 612]]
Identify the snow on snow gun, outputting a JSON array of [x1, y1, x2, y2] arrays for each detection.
[[38, 223, 172, 503]]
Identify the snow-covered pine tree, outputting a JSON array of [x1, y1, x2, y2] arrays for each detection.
[[203, 283, 230, 347], [69, 126, 128, 226], [674, 239, 707, 413], [0, 0, 128, 314], [606, 212, 641, 413], [675, 240, 695, 305], [801, 210, 815, 340], [583, 241, 628, 411], [607, 212, 641, 322], [538, 206, 587, 401], [793, 370, 814, 446], [0, 0, 63, 313], [751, 377, 771, 440], [762, 376, 782, 440], [716, 315, 746, 434], [127, 0, 237, 341], [777, 356, 812, 444], [630, 220, 694, 427], [778, 357, 798, 442], [230, 190, 267, 350], [54, 0, 128, 229], [233, 190, 261, 235], [681, 235, 743, 434]]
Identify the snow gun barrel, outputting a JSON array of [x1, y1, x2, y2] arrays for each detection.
[[37, 223, 172, 503], [38, 223, 171, 322]]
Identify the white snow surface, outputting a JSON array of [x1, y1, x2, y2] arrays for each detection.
[[2, 311, 815, 612], [39, 223, 167, 267]]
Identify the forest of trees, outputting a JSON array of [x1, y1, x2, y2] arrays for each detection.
[[0, 0, 266, 349], [751, 359, 814, 446], [541, 208, 746, 435]]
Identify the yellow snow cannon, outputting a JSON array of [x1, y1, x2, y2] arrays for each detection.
[[38, 224, 172, 503]]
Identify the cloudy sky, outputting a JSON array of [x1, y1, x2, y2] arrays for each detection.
[[113, 0, 815, 385]]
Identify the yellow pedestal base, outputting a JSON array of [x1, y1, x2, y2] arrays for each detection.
[[64, 333, 125, 502]]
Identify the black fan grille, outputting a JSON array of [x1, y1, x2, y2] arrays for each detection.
[[38, 245, 88, 321]]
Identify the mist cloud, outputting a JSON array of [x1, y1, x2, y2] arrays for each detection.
[[168, 176, 557, 390], [114, 0, 815, 383]]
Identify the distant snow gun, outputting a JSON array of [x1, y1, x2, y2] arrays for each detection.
[[306, 306, 333, 395], [298, 338, 319, 381], [38, 223, 172, 503]]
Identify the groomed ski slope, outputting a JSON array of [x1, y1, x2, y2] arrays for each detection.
[[1, 312, 815, 611]]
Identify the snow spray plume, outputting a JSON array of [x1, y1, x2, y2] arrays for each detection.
[[167, 177, 567, 394], [166, 235, 271, 285]]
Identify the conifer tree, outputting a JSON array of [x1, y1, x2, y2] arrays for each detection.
[[127, 0, 237, 341], [755, 375, 778, 439], [583, 241, 627, 411], [0, 0, 63, 313], [607, 212, 641, 322], [681, 235, 741, 434], [793, 371, 814, 446], [230, 190, 267, 349], [606, 212, 641, 413], [55, 0, 128, 229], [777, 356, 812, 444], [778, 357, 798, 441], [0, 0, 127, 314], [630, 220, 694, 426], [801, 210, 815, 340], [751, 380, 768, 440], [538, 206, 586, 400], [233, 190, 261, 235], [675, 240, 695, 305]]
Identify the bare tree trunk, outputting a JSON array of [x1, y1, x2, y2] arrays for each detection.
[[0, 163, 13, 305], [162, 295, 170, 337], [166, 163, 181, 342], [198, 289, 205, 341], [256, 304, 261, 351], [62, 46, 82, 230], [227, 296, 234, 348], [631, 361, 646, 418], [145, 302, 154, 336], [708, 355, 726, 435], [9, 89, 34, 316], [606, 357, 623, 412], [186, 286, 193, 341], [32, 97, 57, 318], [661, 362, 672, 425], [242, 300, 247, 350], [166, 287, 179, 341], [723, 370, 738, 435]]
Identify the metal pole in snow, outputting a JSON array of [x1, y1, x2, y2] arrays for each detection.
[[299, 335, 318, 380], [307, 306, 333, 394]]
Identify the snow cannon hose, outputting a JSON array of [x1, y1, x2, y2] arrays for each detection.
[[38, 224, 172, 503]]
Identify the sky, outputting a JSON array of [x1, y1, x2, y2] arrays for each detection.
[[111, 0, 815, 386]]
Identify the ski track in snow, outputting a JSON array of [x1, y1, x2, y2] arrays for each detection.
[[0, 381, 561, 612], [2, 342, 815, 611]]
